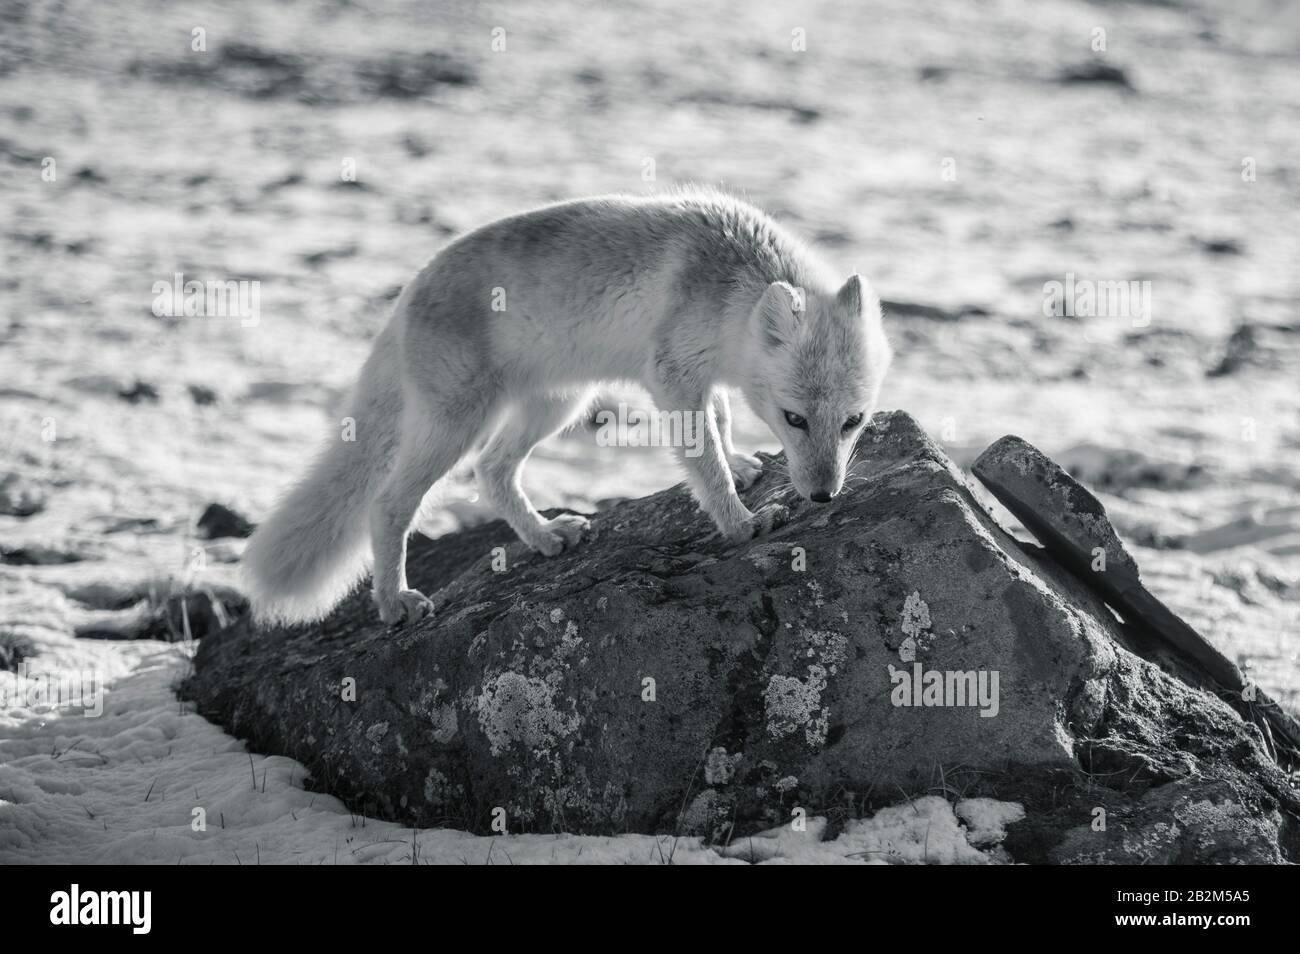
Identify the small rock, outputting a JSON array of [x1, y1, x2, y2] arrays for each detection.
[[0, 545, 83, 565], [0, 630, 37, 671], [354, 51, 476, 97], [1197, 237, 1243, 256], [1207, 324, 1260, 377], [187, 384, 219, 405], [101, 516, 161, 534], [197, 503, 255, 540], [118, 380, 159, 404], [260, 172, 304, 192], [401, 134, 430, 158], [1058, 62, 1136, 90], [0, 472, 45, 517], [301, 244, 359, 266], [221, 41, 303, 72]]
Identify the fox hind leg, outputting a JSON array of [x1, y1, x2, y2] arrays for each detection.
[[370, 393, 488, 625], [475, 389, 596, 556]]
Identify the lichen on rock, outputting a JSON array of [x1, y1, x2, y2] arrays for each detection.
[[474, 670, 580, 757]]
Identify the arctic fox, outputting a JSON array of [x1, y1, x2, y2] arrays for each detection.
[[243, 190, 892, 626]]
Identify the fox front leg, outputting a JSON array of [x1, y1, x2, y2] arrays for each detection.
[[710, 388, 763, 490], [651, 379, 786, 544]]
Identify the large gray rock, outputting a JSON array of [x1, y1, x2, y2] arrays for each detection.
[[185, 412, 1299, 861]]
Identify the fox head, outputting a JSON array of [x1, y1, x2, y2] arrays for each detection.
[[742, 274, 891, 503]]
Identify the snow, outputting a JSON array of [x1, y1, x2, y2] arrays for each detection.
[[956, 797, 1027, 847]]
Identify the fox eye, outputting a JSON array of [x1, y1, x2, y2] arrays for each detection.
[[783, 410, 808, 430], [842, 412, 865, 431]]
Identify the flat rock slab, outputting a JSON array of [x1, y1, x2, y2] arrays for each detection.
[[186, 412, 1298, 860], [974, 434, 1300, 756]]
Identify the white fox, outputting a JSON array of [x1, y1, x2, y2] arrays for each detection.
[[243, 190, 892, 626]]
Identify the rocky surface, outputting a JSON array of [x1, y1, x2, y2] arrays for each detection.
[[186, 412, 1299, 861]]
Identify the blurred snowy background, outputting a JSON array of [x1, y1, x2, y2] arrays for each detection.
[[1, 0, 1297, 861]]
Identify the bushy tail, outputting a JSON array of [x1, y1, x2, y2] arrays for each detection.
[[242, 326, 402, 624]]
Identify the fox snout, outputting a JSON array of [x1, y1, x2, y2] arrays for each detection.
[[792, 464, 844, 504], [804, 479, 842, 503]]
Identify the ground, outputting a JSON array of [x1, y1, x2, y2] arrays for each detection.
[[1, 0, 1297, 862]]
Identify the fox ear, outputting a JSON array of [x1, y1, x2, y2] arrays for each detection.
[[836, 273, 879, 317], [757, 281, 804, 348]]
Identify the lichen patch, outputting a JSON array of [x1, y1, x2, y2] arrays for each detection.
[[474, 670, 581, 757]]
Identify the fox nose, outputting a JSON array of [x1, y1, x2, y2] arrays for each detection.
[[810, 490, 833, 503]]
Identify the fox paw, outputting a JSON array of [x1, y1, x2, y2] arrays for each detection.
[[747, 503, 789, 538], [526, 513, 591, 556], [728, 452, 763, 490], [722, 503, 789, 544], [375, 587, 435, 626]]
